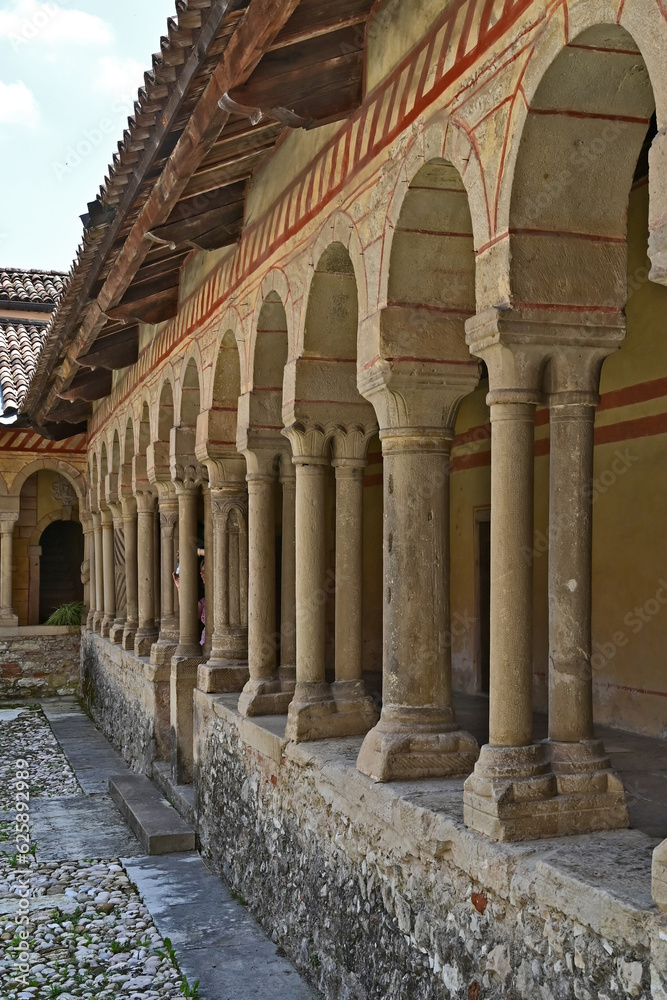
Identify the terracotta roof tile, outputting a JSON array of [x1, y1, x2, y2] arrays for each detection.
[[0, 269, 65, 305], [0, 320, 49, 414]]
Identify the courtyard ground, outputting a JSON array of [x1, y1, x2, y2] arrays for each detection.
[[0, 700, 316, 1000]]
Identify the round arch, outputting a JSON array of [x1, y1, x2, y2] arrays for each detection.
[[9, 459, 86, 504]]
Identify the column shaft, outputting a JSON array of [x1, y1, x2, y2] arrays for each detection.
[[122, 497, 138, 650], [333, 463, 365, 685], [101, 509, 116, 637], [86, 522, 96, 630], [294, 461, 327, 686], [356, 431, 476, 780], [92, 512, 104, 632], [548, 402, 595, 743], [203, 487, 214, 657], [279, 466, 296, 691], [151, 493, 179, 664], [488, 401, 536, 748], [175, 486, 200, 655], [0, 523, 17, 623], [134, 492, 158, 656]]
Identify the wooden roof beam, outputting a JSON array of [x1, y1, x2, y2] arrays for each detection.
[[34, 0, 303, 424]]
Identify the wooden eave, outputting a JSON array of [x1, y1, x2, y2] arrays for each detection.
[[26, 0, 375, 437]]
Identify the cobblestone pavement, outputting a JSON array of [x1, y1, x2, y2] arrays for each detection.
[[0, 706, 202, 1000]]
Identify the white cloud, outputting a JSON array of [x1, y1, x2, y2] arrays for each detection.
[[0, 1, 114, 49], [92, 55, 144, 110], [0, 80, 39, 127]]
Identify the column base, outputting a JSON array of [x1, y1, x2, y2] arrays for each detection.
[[653, 840, 667, 912], [198, 660, 249, 694], [110, 620, 126, 644], [122, 624, 138, 651], [0, 612, 18, 628], [150, 640, 178, 666], [284, 682, 337, 742], [357, 709, 478, 782], [92, 611, 104, 633], [170, 655, 205, 785], [100, 615, 114, 638], [463, 742, 626, 841], [134, 627, 159, 657], [238, 675, 293, 717], [278, 664, 296, 693]]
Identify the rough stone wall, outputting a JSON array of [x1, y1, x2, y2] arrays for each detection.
[[81, 632, 168, 772], [194, 692, 662, 1000], [0, 628, 80, 698]]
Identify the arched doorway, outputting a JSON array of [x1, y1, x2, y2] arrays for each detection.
[[39, 520, 84, 623]]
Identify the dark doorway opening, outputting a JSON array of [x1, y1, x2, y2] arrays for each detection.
[[39, 520, 84, 623], [475, 511, 491, 694]]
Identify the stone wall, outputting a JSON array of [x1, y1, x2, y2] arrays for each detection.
[[0, 627, 80, 698], [194, 691, 665, 1000], [80, 632, 169, 773]]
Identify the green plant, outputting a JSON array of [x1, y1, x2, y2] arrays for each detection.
[[156, 936, 179, 968], [230, 889, 247, 906], [309, 954, 320, 968], [180, 975, 201, 999], [43, 602, 84, 627], [110, 940, 132, 954]]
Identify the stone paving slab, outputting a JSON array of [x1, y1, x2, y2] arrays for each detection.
[[123, 852, 316, 1000], [41, 697, 130, 795], [109, 774, 195, 855], [31, 794, 144, 861]]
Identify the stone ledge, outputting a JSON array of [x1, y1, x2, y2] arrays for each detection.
[[196, 690, 659, 952], [108, 773, 195, 855], [0, 626, 81, 637]]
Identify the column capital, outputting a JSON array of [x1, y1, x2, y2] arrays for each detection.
[[358, 358, 478, 432], [120, 494, 137, 519], [466, 306, 625, 396], [135, 489, 156, 513], [210, 491, 247, 520], [244, 447, 281, 478], [99, 507, 114, 527], [172, 463, 207, 494], [331, 424, 376, 465], [282, 422, 330, 464]]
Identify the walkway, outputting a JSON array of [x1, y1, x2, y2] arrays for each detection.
[[0, 698, 315, 1000]]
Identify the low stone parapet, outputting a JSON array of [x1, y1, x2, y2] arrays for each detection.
[[194, 690, 664, 1000], [0, 626, 80, 699], [81, 630, 170, 772]]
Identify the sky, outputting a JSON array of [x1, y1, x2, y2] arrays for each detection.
[[0, 0, 177, 272]]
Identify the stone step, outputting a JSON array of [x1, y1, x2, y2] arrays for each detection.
[[108, 774, 195, 855], [152, 760, 196, 827]]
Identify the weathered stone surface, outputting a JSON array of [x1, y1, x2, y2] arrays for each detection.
[[109, 773, 195, 855], [193, 691, 659, 1000], [81, 631, 168, 772], [0, 627, 80, 699]]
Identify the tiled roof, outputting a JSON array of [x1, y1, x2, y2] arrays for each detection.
[[0, 269, 65, 305], [0, 320, 49, 414]]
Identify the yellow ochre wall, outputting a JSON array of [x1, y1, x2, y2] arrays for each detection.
[[448, 181, 667, 739]]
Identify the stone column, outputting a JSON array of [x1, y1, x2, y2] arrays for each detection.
[[238, 452, 291, 716], [331, 437, 378, 734], [81, 511, 93, 628], [0, 513, 19, 626], [355, 416, 477, 780], [134, 490, 158, 656], [121, 496, 139, 651], [100, 508, 116, 637], [198, 485, 249, 693], [170, 477, 205, 784], [109, 503, 126, 643], [85, 511, 96, 630], [283, 434, 335, 742], [654, 840, 667, 912], [150, 487, 179, 666], [202, 486, 213, 658], [545, 353, 627, 828], [279, 456, 296, 693], [463, 385, 558, 838], [92, 510, 104, 632]]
